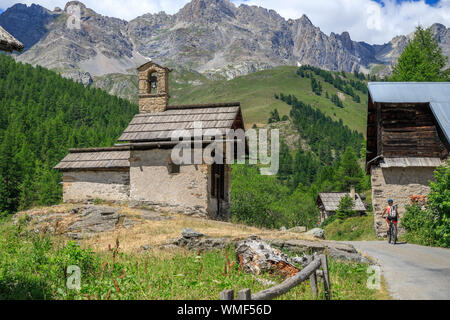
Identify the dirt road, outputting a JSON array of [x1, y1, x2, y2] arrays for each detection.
[[346, 241, 450, 300]]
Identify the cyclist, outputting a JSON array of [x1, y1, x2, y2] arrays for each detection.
[[382, 199, 398, 237]]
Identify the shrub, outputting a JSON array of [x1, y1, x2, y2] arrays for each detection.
[[231, 165, 319, 229], [401, 162, 450, 247]]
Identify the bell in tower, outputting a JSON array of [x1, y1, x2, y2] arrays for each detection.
[[137, 61, 170, 113]]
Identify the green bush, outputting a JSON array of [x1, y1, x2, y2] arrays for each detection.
[[401, 162, 450, 247], [231, 165, 319, 229]]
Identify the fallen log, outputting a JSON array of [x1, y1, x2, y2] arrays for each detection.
[[251, 257, 322, 300], [235, 236, 305, 277]]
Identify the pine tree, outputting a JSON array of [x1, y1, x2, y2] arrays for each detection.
[[0, 131, 21, 214], [335, 147, 364, 191], [391, 26, 449, 81]]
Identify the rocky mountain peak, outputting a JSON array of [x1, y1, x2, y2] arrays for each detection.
[[298, 14, 313, 27], [1, 0, 448, 91], [64, 1, 87, 12], [177, 0, 237, 23], [0, 3, 58, 49]]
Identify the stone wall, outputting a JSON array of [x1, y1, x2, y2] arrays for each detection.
[[371, 165, 436, 237], [129, 149, 210, 216], [62, 170, 130, 203], [138, 94, 169, 113]]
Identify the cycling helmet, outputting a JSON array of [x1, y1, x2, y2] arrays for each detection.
[[387, 199, 393, 203]]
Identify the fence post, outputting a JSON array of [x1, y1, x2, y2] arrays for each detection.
[[309, 256, 318, 298], [220, 289, 235, 300], [237, 288, 252, 300], [320, 254, 330, 300]]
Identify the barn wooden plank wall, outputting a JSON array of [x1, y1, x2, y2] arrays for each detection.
[[366, 97, 448, 169], [380, 103, 446, 158]]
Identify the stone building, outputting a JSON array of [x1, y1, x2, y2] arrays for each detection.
[[365, 82, 450, 237], [55, 61, 245, 220], [316, 186, 366, 224], [0, 25, 23, 52]]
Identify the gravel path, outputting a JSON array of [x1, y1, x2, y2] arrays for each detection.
[[345, 241, 450, 300]]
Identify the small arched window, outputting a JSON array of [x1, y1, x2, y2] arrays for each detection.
[[148, 71, 158, 94]]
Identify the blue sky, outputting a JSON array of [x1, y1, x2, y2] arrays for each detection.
[[0, 0, 448, 43], [373, 0, 440, 5]]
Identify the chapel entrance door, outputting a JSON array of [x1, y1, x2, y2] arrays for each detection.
[[211, 163, 225, 215]]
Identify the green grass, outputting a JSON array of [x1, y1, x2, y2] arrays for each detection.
[[170, 66, 368, 135], [0, 218, 385, 300], [324, 213, 380, 241]]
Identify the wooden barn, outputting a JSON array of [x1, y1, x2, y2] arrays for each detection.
[[317, 186, 366, 224], [366, 82, 450, 236], [0, 25, 23, 52]]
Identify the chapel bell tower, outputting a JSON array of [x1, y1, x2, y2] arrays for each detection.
[[138, 61, 170, 113]]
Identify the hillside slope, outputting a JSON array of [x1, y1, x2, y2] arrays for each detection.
[[170, 66, 368, 134], [0, 54, 138, 214]]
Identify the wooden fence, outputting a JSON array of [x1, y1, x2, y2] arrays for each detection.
[[220, 254, 330, 300]]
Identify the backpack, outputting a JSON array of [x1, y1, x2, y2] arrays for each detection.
[[388, 206, 397, 219]]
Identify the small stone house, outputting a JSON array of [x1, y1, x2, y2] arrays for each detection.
[[317, 187, 366, 224], [0, 25, 23, 52], [55, 61, 245, 220], [365, 82, 450, 236]]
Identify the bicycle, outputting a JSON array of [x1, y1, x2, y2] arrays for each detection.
[[387, 220, 397, 245]]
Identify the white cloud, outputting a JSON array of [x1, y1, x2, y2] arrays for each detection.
[[234, 0, 450, 43], [0, 0, 449, 44]]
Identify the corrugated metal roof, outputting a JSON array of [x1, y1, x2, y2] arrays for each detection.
[[368, 82, 450, 144], [429, 102, 450, 144], [380, 157, 443, 168], [318, 193, 366, 212], [368, 82, 450, 104], [118, 104, 241, 142]]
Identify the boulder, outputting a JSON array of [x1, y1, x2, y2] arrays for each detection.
[[328, 249, 371, 264], [67, 206, 119, 237], [181, 228, 204, 238], [305, 228, 325, 239], [165, 235, 232, 252]]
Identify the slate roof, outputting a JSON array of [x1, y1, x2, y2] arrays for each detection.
[[54, 147, 130, 171], [368, 82, 450, 144], [317, 193, 366, 212], [0, 26, 24, 52], [118, 102, 242, 142]]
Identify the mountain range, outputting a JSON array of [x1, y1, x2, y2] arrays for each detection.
[[0, 0, 449, 92]]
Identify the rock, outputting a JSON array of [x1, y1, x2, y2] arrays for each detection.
[[181, 228, 204, 239], [164, 236, 232, 252], [141, 210, 173, 221], [140, 244, 152, 251], [328, 249, 371, 264], [279, 226, 287, 231], [305, 228, 325, 239], [66, 206, 119, 238], [288, 226, 307, 233]]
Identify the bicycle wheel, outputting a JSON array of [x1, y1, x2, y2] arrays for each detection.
[[388, 224, 391, 244], [393, 225, 397, 245]]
